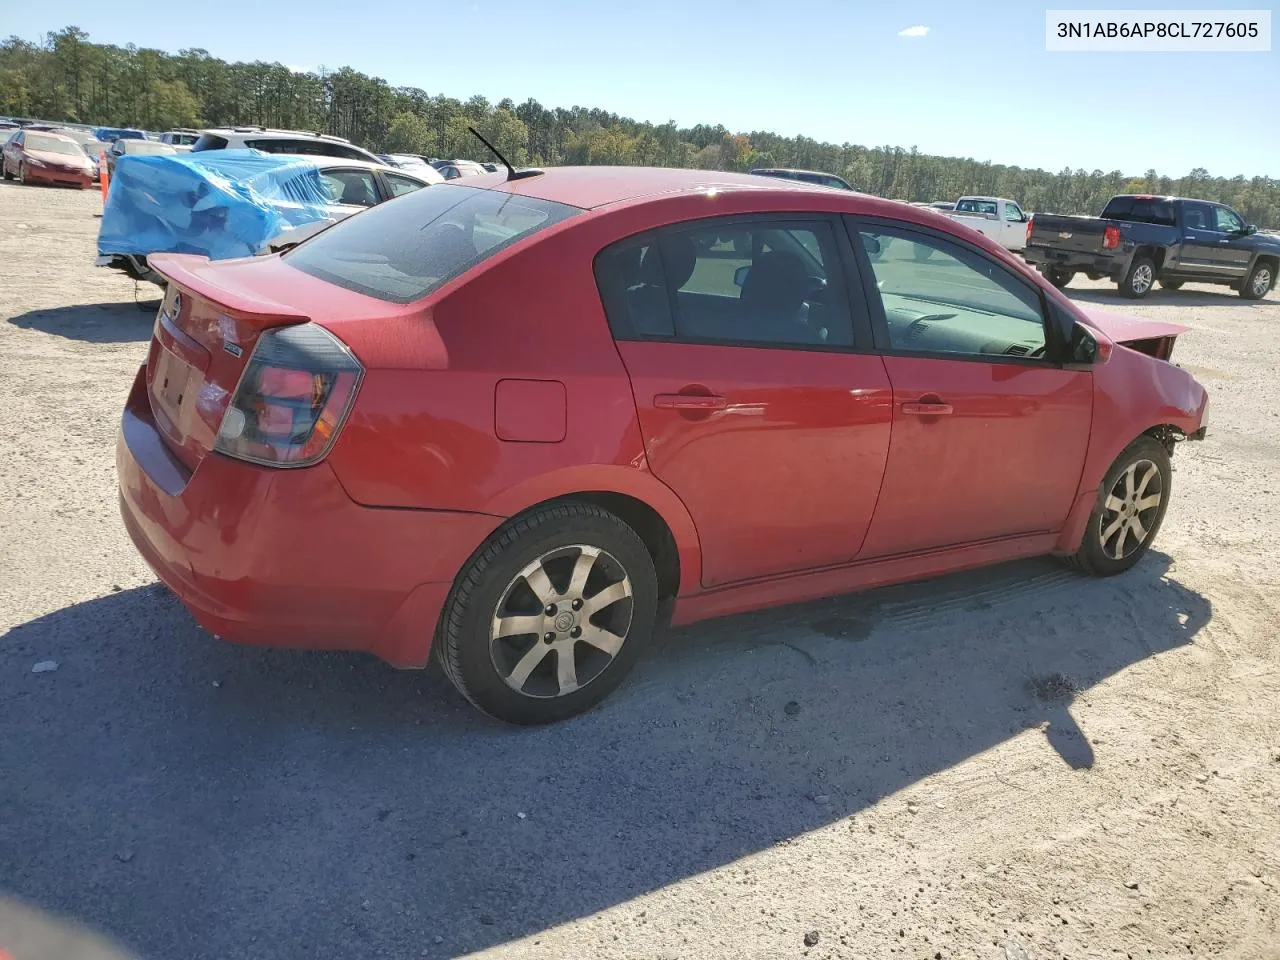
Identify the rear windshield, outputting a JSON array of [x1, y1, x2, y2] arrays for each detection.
[[1101, 196, 1176, 226], [193, 134, 229, 151], [284, 183, 583, 303], [123, 140, 176, 155], [956, 199, 998, 215]]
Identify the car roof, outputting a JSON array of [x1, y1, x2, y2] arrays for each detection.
[[270, 155, 432, 180], [475, 165, 872, 210]]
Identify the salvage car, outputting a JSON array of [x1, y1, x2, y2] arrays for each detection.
[[1, 130, 94, 187], [98, 151, 432, 283], [116, 167, 1208, 724], [1025, 194, 1279, 299], [105, 137, 178, 176]]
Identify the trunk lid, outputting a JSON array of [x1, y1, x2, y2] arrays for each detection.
[[142, 252, 392, 470], [1028, 214, 1107, 255]]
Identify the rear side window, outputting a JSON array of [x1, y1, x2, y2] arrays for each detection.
[[595, 219, 855, 348], [284, 183, 581, 303]]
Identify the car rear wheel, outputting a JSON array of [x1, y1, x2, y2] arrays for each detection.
[[1159, 279, 1184, 290], [1119, 256, 1156, 299], [1065, 436, 1171, 576], [1, 160, 11, 181], [1240, 261, 1274, 301], [435, 502, 658, 724]]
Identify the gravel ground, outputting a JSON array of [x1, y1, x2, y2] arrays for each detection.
[[1, 181, 1278, 960]]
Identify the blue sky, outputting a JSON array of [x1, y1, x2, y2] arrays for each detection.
[[6, 0, 1278, 177]]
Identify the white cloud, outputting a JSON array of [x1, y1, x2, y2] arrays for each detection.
[[898, 25, 929, 38], [286, 64, 312, 74]]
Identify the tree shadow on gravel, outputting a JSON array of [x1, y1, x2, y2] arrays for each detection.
[[0, 553, 1209, 960], [9, 301, 158, 343], [1064, 286, 1270, 309]]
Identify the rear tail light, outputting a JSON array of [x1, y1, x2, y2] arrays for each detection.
[[1103, 224, 1121, 250], [1026, 216, 1034, 246], [215, 324, 362, 467]]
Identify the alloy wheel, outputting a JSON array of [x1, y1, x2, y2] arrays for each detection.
[[489, 545, 634, 699], [1130, 263, 1154, 295], [1098, 459, 1163, 560], [1253, 268, 1273, 297]]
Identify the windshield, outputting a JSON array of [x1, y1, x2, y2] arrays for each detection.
[[25, 135, 84, 157], [956, 199, 998, 215], [284, 183, 582, 303]]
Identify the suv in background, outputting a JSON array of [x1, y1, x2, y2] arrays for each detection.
[[749, 167, 854, 191], [192, 127, 381, 164]]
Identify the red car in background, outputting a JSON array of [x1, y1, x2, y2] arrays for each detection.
[[116, 167, 1208, 724], [2, 129, 94, 188]]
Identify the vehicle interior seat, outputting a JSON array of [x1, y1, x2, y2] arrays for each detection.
[[627, 236, 695, 336], [738, 251, 813, 341], [340, 178, 376, 207], [1183, 207, 1207, 229]]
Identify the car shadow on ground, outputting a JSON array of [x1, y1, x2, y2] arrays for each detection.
[[0, 553, 1209, 959], [8, 302, 158, 344], [1064, 286, 1267, 308]]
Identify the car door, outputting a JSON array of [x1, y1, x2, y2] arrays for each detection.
[[1002, 201, 1027, 249], [1206, 204, 1255, 280], [3, 131, 20, 173], [596, 215, 893, 588], [845, 218, 1093, 558], [1175, 200, 1230, 278]]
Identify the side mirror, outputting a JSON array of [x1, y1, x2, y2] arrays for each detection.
[[1247, 224, 1258, 235], [1069, 322, 1099, 365], [733, 265, 750, 287]]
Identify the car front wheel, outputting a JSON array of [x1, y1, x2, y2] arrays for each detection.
[[1066, 436, 1171, 576], [435, 502, 659, 724], [1241, 261, 1274, 301]]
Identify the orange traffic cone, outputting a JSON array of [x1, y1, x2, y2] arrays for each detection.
[[99, 150, 109, 202]]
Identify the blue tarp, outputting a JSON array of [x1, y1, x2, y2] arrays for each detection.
[[97, 150, 338, 262]]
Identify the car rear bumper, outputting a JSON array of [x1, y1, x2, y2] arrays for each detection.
[[1026, 246, 1127, 280], [116, 365, 502, 667]]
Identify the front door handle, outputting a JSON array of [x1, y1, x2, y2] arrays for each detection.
[[654, 393, 728, 411], [901, 401, 953, 415]]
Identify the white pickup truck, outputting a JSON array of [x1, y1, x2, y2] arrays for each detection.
[[943, 196, 1030, 252]]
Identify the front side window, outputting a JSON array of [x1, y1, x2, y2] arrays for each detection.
[[1004, 202, 1024, 222], [853, 222, 1047, 360], [1213, 206, 1244, 233], [595, 219, 854, 348], [285, 183, 581, 303]]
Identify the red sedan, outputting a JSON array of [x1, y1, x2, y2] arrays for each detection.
[[116, 167, 1208, 724], [1, 130, 94, 188]]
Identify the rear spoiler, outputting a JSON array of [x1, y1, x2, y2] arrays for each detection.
[[148, 253, 310, 322]]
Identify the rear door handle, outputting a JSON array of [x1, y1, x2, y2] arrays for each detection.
[[901, 401, 953, 415], [655, 393, 728, 410]]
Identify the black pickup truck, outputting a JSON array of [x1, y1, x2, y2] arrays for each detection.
[[1025, 194, 1279, 300]]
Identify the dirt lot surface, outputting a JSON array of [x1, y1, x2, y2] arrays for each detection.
[[1, 181, 1278, 960]]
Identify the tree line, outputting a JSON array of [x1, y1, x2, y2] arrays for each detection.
[[4, 26, 1279, 227]]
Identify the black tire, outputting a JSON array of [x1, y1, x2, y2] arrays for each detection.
[[1065, 436, 1171, 577], [1240, 261, 1275, 301], [1159, 279, 1184, 291], [15, 162, 26, 185], [1119, 255, 1156, 299], [1043, 266, 1074, 289], [434, 502, 659, 724], [1, 161, 11, 181]]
